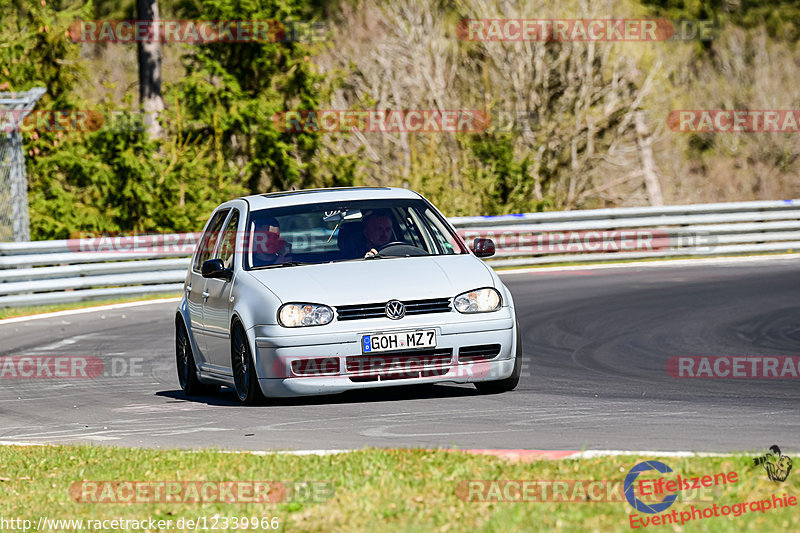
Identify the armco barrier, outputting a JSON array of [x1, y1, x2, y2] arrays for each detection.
[[0, 199, 798, 308]]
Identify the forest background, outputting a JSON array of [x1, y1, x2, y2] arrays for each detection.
[[2, 0, 799, 239]]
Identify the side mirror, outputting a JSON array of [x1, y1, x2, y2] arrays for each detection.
[[472, 238, 495, 258], [201, 258, 232, 281]]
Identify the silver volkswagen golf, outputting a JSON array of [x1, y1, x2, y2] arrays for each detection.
[[176, 187, 521, 404]]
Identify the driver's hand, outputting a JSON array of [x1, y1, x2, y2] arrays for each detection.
[[364, 248, 378, 258]]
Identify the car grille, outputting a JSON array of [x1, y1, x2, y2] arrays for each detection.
[[345, 348, 452, 374], [336, 298, 451, 321], [291, 358, 340, 376], [349, 367, 449, 382], [458, 344, 502, 363]]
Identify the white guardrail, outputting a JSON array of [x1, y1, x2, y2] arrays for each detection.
[[1, 199, 798, 308]]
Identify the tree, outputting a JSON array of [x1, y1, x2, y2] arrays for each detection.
[[137, 0, 164, 138], [172, 0, 339, 193], [318, 0, 665, 213]]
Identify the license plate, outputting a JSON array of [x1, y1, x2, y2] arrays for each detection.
[[362, 329, 436, 353]]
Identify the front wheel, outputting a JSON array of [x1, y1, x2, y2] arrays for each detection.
[[231, 324, 266, 405], [475, 321, 522, 394], [176, 319, 219, 396]]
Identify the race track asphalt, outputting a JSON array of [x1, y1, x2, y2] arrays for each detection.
[[1, 256, 798, 453]]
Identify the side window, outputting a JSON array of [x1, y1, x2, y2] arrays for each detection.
[[217, 210, 240, 269], [421, 207, 464, 254], [396, 209, 427, 249], [193, 209, 230, 272]]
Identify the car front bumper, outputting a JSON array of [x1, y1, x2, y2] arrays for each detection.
[[252, 310, 515, 397]]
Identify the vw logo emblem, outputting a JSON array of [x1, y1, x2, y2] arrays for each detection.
[[385, 300, 406, 320]]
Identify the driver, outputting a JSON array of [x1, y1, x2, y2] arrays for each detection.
[[362, 211, 395, 257]]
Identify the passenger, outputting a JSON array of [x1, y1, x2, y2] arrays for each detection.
[[252, 217, 291, 266]]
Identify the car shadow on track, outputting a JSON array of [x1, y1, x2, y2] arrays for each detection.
[[156, 383, 483, 407]]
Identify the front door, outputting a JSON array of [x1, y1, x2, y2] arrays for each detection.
[[187, 208, 229, 362], [202, 209, 240, 372]]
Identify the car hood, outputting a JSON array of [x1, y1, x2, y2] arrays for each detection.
[[247, 255, 494, 305]]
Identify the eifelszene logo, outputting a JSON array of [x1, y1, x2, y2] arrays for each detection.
[[753, 445, 792, 482], [624, 461, 678, 514], [624, 460, 739, 515]]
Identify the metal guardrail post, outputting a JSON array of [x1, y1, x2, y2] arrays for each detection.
[[0, 87, 47, 243]]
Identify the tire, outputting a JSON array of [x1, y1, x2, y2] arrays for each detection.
[[176, 318, 219, 396], [475, 320, 522, 394], [231, 323, 266, 405]]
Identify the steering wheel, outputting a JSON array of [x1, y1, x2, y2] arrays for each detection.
[[377, 241, 408, 251], [375, 241, 428, 257]]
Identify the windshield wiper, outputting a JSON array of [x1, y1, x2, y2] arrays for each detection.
[[252, 261, 309, 270], [326, 251, 391, 263]]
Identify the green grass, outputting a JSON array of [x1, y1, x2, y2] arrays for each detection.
[[0, 446, 797, 532], [0, 294, 181, 320]]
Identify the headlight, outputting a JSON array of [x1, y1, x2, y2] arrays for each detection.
[[454, 288, 501, 313], [278, 303, 334, 327]]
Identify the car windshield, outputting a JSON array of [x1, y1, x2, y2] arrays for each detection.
[[245, 198, 467, 269]]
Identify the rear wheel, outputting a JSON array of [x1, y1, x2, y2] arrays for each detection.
[[475, 321, 522, 394], [231, 323, 266, 405], [176, 319, 219, 396]]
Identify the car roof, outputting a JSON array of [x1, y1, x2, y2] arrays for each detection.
[[241, 187, 423, 211]]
